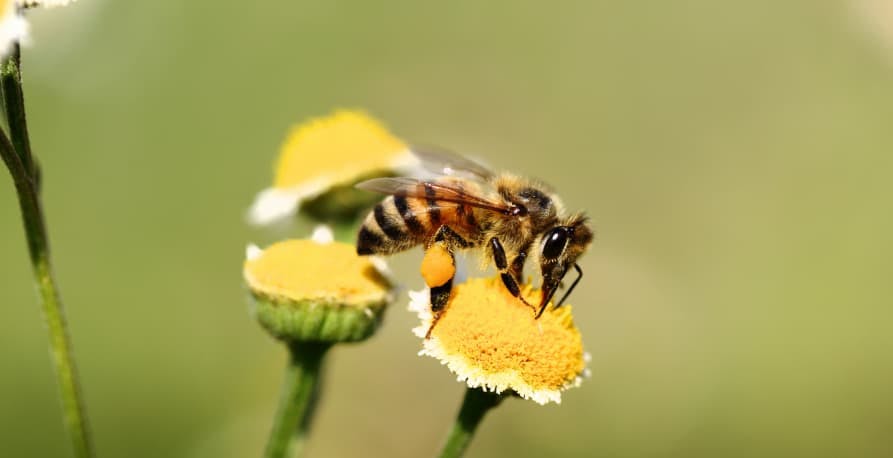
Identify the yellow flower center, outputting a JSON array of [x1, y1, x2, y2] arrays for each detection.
[[244, 240, 391, 306], [427, 277, 585, 399], [273, 110, 408, 189]]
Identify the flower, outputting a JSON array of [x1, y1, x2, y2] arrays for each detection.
[[244, 236, 394, 343], [0, 0, 81, 57], [409, 277, 589, 405], [248, 110, 417, 225], [0, 1, 27, 56], [20, 0, 77, 7]]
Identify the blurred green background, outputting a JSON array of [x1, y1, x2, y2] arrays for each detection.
[[1, 1, 892, 457]]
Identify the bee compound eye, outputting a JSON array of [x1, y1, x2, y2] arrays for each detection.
[[542, 227, 569, 260]]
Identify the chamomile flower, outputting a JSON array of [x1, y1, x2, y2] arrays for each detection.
[[0, 1, 27, 56], [409, 277, 589, 405], [20, 0, 77, 7], [0, 0, 82, 56], [248, 110, 417, 225], [244, 236, 394, 343]]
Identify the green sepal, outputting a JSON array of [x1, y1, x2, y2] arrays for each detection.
[[298, 170, 396, 224]]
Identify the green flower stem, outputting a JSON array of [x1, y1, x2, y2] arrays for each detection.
[[0, 45, 94, 458], [438, 388, 506, 458], [264, 341, 331, 458], [2, 45, 34, 176]]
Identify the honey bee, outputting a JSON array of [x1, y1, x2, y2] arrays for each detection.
[[356, 147, 593, 328]]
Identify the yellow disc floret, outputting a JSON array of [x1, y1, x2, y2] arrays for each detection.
[[414, 277, 587, 404]]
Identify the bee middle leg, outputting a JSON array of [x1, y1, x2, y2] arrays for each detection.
[[425, 225, 468, 338], [490, 237, 535, 311]]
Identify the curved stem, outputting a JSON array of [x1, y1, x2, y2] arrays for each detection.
[[438, 388, 505, 458], [0, 46, 94, 457], [264, 342, 331, 458]]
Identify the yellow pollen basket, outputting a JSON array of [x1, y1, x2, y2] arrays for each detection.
[[421, 244, 455, 288], [273, 110, 408, 189], [428, 277, 585, 399]]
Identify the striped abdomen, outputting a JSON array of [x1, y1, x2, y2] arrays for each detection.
[[356, 195, 480, 255]]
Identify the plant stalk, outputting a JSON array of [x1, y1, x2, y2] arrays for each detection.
[[264, 341, 331, 458], [438, 388, 505, 458], [0, 44, 94, 457], [2, 45, 34, 175]]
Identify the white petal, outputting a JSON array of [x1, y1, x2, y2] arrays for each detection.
[[310, 225, 334, 244], [407, 287, 432, 338], [246, 188, 300, 226], [407, 287, 430, 315], [245, 243, 263, 261], [246, 178, 332, 226]]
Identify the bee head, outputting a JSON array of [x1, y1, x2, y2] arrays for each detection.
[[537, 215, 593, 316]]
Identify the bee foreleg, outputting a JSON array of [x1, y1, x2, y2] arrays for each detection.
[[509, 247, 528, 284], [490, 237, 536, 311]]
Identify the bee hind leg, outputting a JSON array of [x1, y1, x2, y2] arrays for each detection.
[[425, 279, 452, 339], [425, 226, 467, 338]]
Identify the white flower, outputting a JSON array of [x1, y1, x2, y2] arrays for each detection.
[[0, 0, 81, 57], [0, 1, 27, 56], [408, 277, 589, 405], [244, 239, 396, 343], [247, 110, 419, 225], [19, 0, 77, 8]]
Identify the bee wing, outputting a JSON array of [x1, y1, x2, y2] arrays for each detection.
[[410, 145, 494, 179], [356, 177, 512, 214]]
